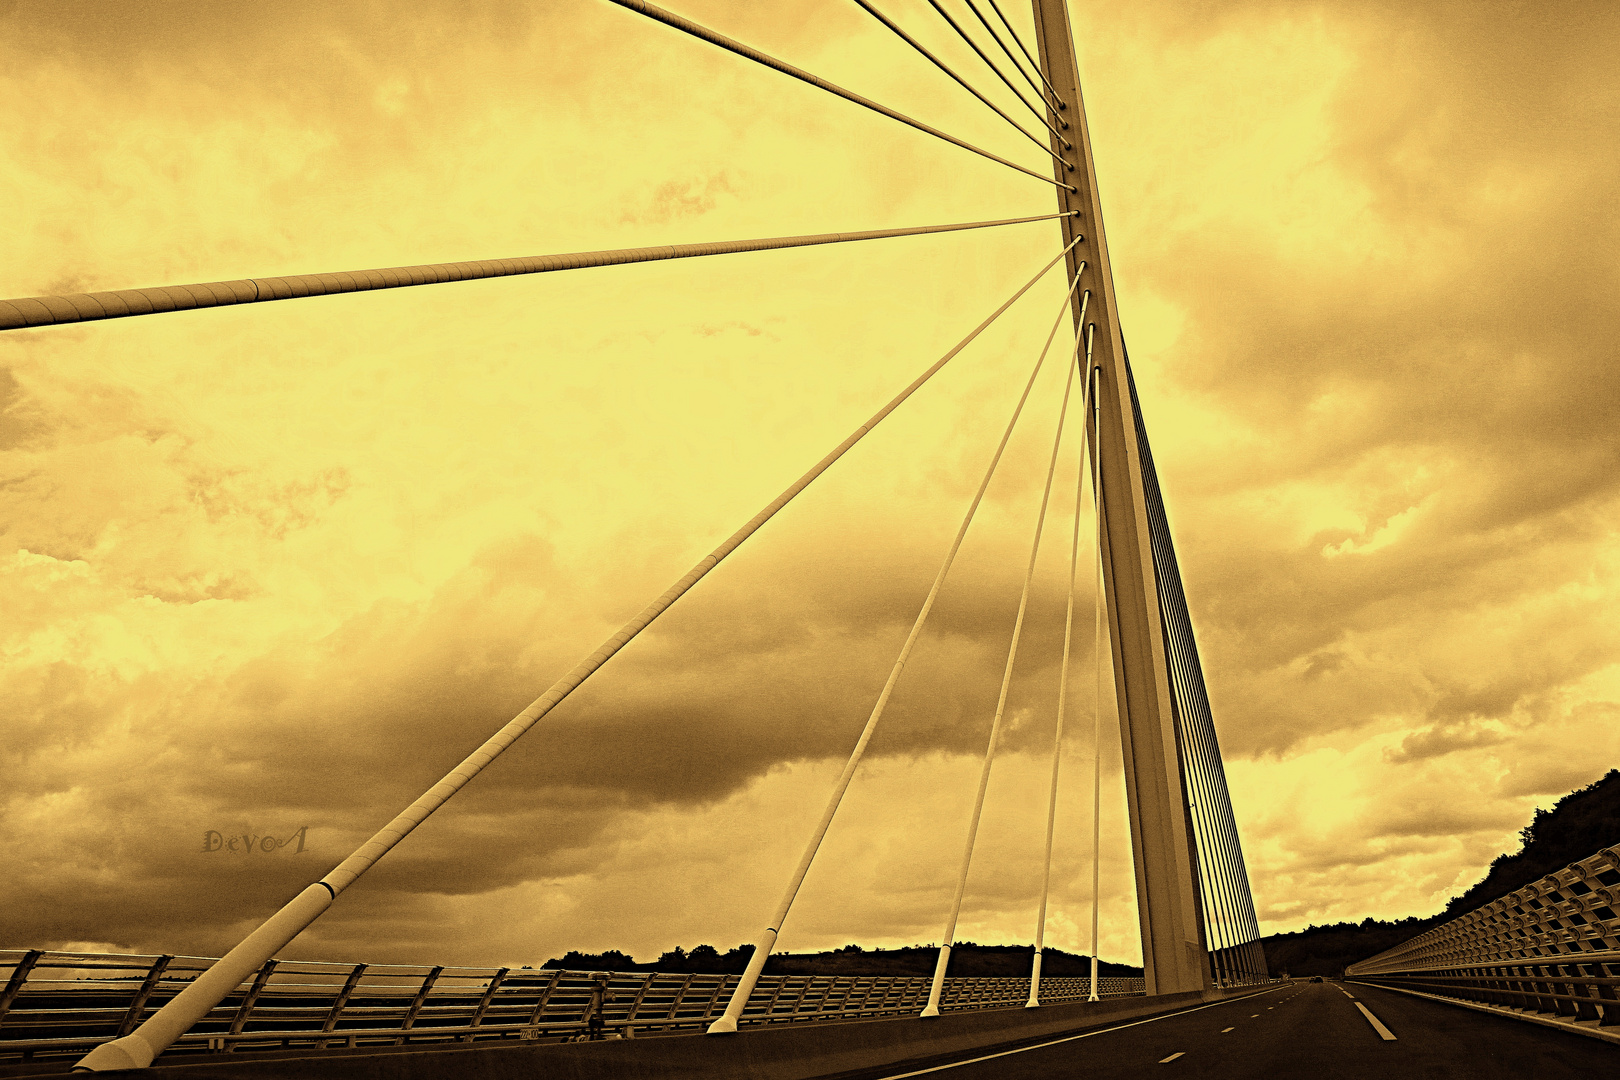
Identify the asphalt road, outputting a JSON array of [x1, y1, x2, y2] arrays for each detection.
[[880, 980, 1620, 1079]]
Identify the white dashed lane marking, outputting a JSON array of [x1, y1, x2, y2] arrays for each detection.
[[1221, 1027, 1235, 1033], [1354, 1001, 1398, 1041], [872, 986, 1291, 1078], [1159, 1052, 1185, 1063]]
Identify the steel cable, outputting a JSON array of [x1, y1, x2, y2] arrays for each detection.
[[73, 237, 1083, 1071], [960, 0, 1065, 120], [1154, 474, 1266, 976], [1113, 349, 1235, 975], [0, 212, 1074, 332], [851, 0, 1073, 171], [707, 253, 1085, 1034], [1143, 484, 1242, 981], [606, 0, 1074, 191], [1143, 436, 1246, 981], [923, 0, 1072, 150], [984, 0, 1068, 111], [1028, 289, 1094, 1009], [920, 283, 1089, 1019], [1120, 350, 1268, 982]]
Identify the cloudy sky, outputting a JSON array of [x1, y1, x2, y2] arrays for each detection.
[[2, 0, 1617, 973]]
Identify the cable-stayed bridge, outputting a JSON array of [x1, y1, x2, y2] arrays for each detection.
[[2, 2, 1616, 1077]]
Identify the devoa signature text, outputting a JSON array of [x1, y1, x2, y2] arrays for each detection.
[[203, 826, 308, 854]]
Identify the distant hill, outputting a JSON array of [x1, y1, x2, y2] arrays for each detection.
[[539, 941, 1142, 978], [1260, 768, 1620, 977], [534, 771, 1617, 982]]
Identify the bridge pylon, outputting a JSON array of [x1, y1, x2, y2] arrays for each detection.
[[1030, 0, 1211, 996]]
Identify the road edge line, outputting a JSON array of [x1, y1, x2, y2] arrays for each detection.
[[1347, 980, 1620, 1048]]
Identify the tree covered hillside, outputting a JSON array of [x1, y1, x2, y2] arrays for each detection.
[[530, 772, 1617, 981], [540, 941, 1141, 978], [1261, 768, 1620, 977]]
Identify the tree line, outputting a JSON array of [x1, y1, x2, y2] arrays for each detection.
[[1259, 768, 1619, 977], [540, 941, 1143, 978]]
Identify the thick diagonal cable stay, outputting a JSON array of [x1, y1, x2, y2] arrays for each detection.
[[606, 0, 1075, 191], [14, 4, 1295, 1069], [851, 0, 1074, 171], [72, 238, 1085, 1072], [1120, 347, 1268, 985], [923, 0, 1071, 150], [0, 212, 1073, 332], [984, 0, 1069, 112], [919, 289, 1090, 1019], [959, 0, 1064, 119], [707, 264, 1086, 1035], [1027, 293, 1096, 1009]]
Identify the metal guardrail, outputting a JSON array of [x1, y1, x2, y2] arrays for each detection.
[[0, 949, 1146, 1063], [1345, 844, 1620, 1026]]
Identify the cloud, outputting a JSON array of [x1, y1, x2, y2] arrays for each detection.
[[3, 0, 1618, 972], [1383, 720, 1505, 765], [622, 174, 740, 227]]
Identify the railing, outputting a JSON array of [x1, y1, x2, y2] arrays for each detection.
[[1345, 844, 1620, 1026], [0, 949, 1145, 1063]]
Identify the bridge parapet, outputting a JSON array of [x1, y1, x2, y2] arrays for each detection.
[[0, 949, 1144, 1066], [1345, 844, 1620, 1028]]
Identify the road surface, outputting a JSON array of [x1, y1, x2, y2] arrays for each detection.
[[877, 979, 1619, 1079]]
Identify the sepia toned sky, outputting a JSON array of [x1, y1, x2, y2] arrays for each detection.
[[3, 0, 1617, 972]]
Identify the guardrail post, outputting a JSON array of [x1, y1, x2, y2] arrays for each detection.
[[118, 956, 174, 1038], [622, 972, 654, 1036], [225, 959, 277, 1049], [1557, 960, 1580, 1014], [1533, 964, 1561, 1013], [463, 967, 508, 1039], [0, 950, 43, 1024], [1508, 964, 1535, 1010], [1593, 962, 1620, 1025], [319, 963, 367, 1045], [1550, 962, 1579, 1017], [521, 970, 562, 1039], [761, 975, 788, 1023], [853, 976, 879, 1016], [787, 975, 814, 1018], [699, 975, 732, 1023], [1478, 965, 1501, 1006], [664, 974, 694, 1030], [395, 966, 442, 1043], [832, 976, 857, 1016], [1568, 963, 1601, 1021]]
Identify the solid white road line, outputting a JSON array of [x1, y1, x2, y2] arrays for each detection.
[[874, 988, 1285, 1079], [1159, 1052, 1185, 1063], [1355, 1001, 1397, 1041]]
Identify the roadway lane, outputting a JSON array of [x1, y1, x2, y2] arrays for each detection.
[[878, 979, 1620, 1079]]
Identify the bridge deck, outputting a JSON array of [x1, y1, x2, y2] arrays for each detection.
[[0, 988, 1260, 1079], [7, 981, 1615, 1079], [895, 981, 1620, 1080]]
